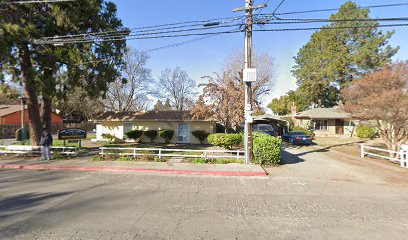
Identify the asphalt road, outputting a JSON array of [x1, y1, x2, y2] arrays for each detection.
[[1, 149, 408, 240]]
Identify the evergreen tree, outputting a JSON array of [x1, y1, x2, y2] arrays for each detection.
[[292, 1, 398, 106], [164, 99, 172, 110], [154, 100, 165, 111], [0, 0, 127, 145]]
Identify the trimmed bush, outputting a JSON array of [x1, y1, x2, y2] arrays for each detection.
[[144, 130, 158, 142], [125, 130, 144, 141], [158, 129, 174, 143], [101, 133, 123, 144], [191, 130, 210, 144], [252, 132, 283, 165], [207, 133, 242, 149], [356, 125, 377, 139]]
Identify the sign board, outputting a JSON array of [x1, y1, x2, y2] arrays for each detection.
[[57, 128, 87, 140], [243, 68, 257, 82]]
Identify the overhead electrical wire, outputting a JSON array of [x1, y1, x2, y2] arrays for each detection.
[[0, 0, 75, 4], [270, 3, 408, 16], [253, 23, 408, 32]]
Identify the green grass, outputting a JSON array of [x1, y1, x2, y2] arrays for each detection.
[[191, 157, 243, 164]]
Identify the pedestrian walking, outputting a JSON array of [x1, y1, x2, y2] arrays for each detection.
[[40, 129, 53, 161]]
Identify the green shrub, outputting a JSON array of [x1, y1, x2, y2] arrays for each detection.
[[191, 130, 210, 144], [144, 130, 158, 142], [192, 158, 209, 164], [356, 125, 377, 139], [101, 133, 123, 144], [92, 155, 105, 161], [125, 130, 144, 141], [207, 133, 242, 149], [158, 129, 174, 143], [293, 126, 314, 137], [16, 126, 29, 141], [252, 132, 282, 165]]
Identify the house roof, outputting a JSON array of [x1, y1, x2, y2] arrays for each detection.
[[0, 105, 27, 117], [253, 114, 288, 123], [94, 110, 210, 122], [294, 107, 352, 119]]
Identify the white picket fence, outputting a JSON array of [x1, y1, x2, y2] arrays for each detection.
[[0, 145, 78, 155], [361, 144, 408, 168], [99, 147, 244, 159]]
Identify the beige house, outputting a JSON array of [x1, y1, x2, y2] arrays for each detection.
[[293, 107, 358, 137], [94, 110, 215, 144]]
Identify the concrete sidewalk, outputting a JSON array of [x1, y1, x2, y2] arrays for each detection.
[[0, 157, 267, 177]]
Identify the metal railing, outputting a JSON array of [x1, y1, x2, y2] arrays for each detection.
[[361, 144, 408, 168], [99, 147, 244, 159]]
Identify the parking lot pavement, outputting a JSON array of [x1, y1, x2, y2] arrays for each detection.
[[1, 159, 408, 240]]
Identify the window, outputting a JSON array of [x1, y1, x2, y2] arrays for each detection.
[[314, 120, 328, 130]]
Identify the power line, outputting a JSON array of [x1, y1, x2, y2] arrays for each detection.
[[0, 0, 75, 4], [253, 23, 408, 32], [272, 0, 285, 14], [36, 24, 242, 44], [271, 3, 408, 16], [254, 17, 408, 24], [75, 33, 226, 65], [36, 23, 241, 44]]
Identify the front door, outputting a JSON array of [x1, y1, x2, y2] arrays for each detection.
[[177, 123, 190, 143], [123, 122, 134, 139], [335, 119, 344, 134]]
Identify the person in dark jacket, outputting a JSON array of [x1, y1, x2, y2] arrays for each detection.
[[40, 129, 53, 161]]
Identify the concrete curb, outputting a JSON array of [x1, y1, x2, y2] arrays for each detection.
[[0, 164, 268, 177]]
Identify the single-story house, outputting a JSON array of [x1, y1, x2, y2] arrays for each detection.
[[0, 104, 63, 125], [293, 107, 358, 137], [94, 110, 215, 144]]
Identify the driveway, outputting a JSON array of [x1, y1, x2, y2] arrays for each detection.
[[0, 147, 407, 240]]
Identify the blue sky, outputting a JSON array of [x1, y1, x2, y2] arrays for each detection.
[[111, 0, 408, 109]]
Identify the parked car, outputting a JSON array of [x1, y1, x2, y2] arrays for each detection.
[[282, 131, 313, 145], [253, 124, 275, 136]]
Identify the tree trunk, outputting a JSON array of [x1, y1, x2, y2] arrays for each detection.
[[19, 44, 42, 146], [41, 96, 52, 133]]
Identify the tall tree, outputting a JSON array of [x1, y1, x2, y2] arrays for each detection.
[[103, 48, 151, 112], [194, 50, 277, 132], [155, 67, 195, 111], [0, 0, 126, 144], [153, 100, 165, 111], [292, 1, 398, 106], [342, 62, 408, 154], [164, 98, 172, 110]]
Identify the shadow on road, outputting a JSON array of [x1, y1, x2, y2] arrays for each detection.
[[280, 150, 304, 165], [0, 192, 71, 220]]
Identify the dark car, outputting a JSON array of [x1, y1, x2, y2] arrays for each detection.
[[253, 124, 275, 136], [282, 131, 312, 145]]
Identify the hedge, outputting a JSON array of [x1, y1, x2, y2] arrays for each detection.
[[191, 130, 210, 144], [144, 130, 158, 142], [125, 130, 144, 141], [252, 132, 282, 165], [158, 129, 174, 143], [207, 133, 242, 149], [356, 125, 377, 139]]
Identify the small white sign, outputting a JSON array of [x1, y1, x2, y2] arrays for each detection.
[[243, 68, 257, 82]]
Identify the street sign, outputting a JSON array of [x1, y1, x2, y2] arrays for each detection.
[[243, 68, 257, 82], [57, 128, 87, 140]]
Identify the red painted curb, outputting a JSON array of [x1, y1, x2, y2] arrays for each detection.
[[0, 164, 267, 177]]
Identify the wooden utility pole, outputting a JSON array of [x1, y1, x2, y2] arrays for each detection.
[[234, 0, 266, 164]]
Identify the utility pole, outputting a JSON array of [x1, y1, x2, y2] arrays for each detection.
[[233, 0, 266, 164]]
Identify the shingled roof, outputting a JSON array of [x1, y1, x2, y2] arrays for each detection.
[[94, 110, 209, 121], [0, 105, 27, 117], [294, 107, 352, 119]]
